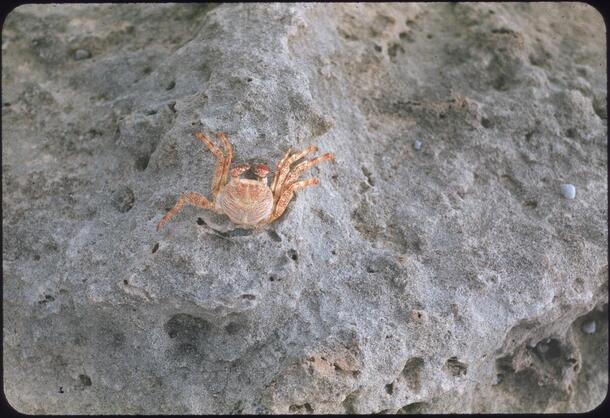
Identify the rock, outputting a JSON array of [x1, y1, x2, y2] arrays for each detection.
[[560, 184, 576, 199], [413, 140, 422, 150], [2, 3, 607, 415]]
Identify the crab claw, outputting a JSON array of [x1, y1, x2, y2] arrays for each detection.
[[230, 163, 250, 177], [254, 163, 270, 178]]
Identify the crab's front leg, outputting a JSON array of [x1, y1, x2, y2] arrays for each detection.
[[157, 192, 214, 230]]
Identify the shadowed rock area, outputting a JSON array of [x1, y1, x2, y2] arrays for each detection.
[[2, 3, 607, 413]]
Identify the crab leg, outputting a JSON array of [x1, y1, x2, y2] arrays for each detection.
[[193, 131, 225, 199], [266, 177, 320, 223], [215, 131, 233, 188], [281, 152, 335, 189], [272, 145, 318, 202], [270, 146, 293, 195], [157, 192, 214, 230]]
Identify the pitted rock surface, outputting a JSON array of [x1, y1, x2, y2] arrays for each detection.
[[3, 3, 607, 413]]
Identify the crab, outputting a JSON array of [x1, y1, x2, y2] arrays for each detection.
[[156, 131, 335, 230]]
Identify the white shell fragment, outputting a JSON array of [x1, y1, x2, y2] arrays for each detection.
[[581, 320, 596, 334], [414, 140, 422, 150], [74, 49, 91, 60], [560, 183, 576, 199]]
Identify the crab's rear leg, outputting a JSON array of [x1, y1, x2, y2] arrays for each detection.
[[282, 152, 335, 188], [270, 146, 292, 194], [271, 145, 318, 201], [266, 177, 320, 223], [157, 192, 214, 230]]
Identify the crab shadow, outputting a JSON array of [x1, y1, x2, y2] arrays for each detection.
[[196, 215, 263, 239]]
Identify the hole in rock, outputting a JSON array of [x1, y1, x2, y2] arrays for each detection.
[[224, 322, 242, 334], [398, 402, 427, 414], [523, 200, 538, 209], [402, 357, 424, 392], [385, 383, 394, 394], [267, 230, 282, 242], [112, 186, 135, 213], [79, 374, 92, 386], [135, 155, 150, 171], [566, 127, 577, 138], [289, 403, 313, 413], [445, 356, 468, 376], [164, 313, 212, 341]]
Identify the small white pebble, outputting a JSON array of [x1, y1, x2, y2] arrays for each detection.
[[74, 49, 91, 60], [560, 183, 576, 199], [527, 340, 537, 348], [414, 140, 422, 150], [581, 320, 596, 334]]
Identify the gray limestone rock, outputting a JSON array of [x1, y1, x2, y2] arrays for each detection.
[[2, 3, 607, 414]]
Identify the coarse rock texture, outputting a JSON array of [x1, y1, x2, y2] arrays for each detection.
[[2, 3, 608, 414]]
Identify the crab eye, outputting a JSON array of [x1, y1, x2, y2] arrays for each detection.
[[231, 163, 250, 177], [254, 163, 269, 178]]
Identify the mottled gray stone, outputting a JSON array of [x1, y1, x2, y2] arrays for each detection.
[[2, 3, 607, 414]]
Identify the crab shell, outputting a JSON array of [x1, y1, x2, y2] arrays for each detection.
[[216, 178, 273, 225]]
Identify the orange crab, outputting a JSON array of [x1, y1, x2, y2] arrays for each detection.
[[156, 131, 335, 230]]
